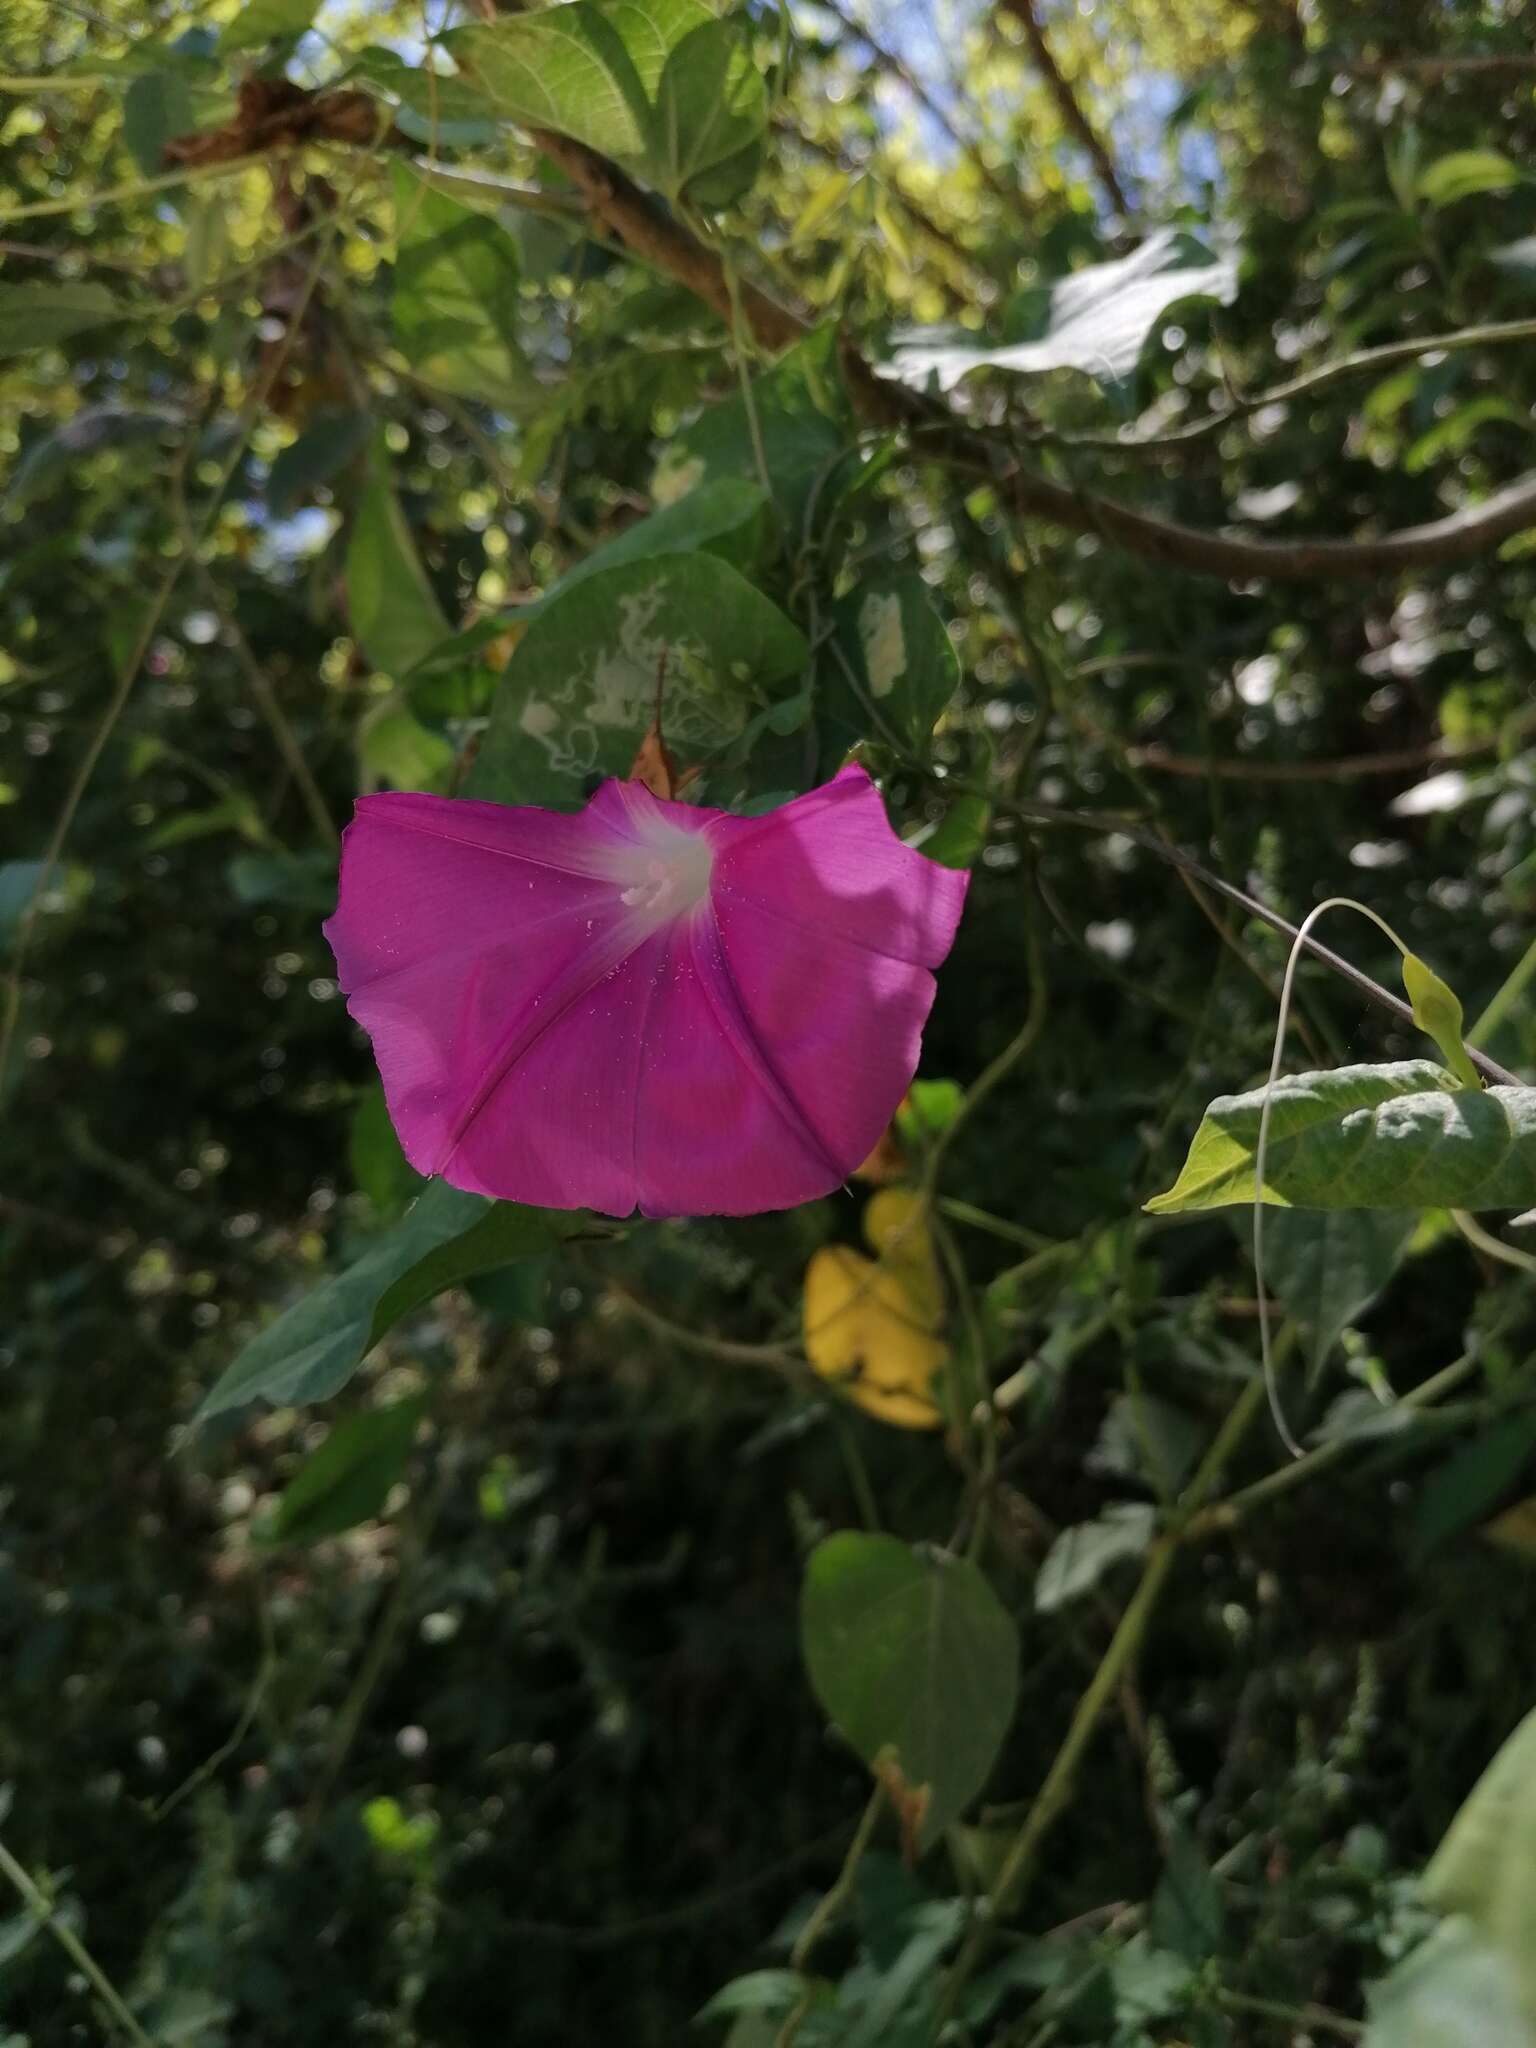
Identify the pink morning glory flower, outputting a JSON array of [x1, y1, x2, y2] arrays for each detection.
[[323, 765, 968, 1219]]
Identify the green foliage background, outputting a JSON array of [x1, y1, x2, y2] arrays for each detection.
[[4, 0, 1536, 2041]]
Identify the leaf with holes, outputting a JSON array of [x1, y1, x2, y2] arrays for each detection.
[[1148, 1061, 1536, 1214], [469, 552, 807, 808], [819, 570, 958, 767], [800, 1532, 1019, 1851]]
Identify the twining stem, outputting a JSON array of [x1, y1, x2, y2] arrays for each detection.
[[777, 1785, 886, 2047], [1000, 797, 1520, 1087], [1470, 928, 1536, 1049], [1453, 1210, 1536, 1276], [0, 150, 282, 222], [1190, 1344, 1482, 1531], [936, 1367, 1273, 2024], [1057, 316, 1536, 452], [1215, 1988, 1363, 2039], [0, 1836, 154, 2047]]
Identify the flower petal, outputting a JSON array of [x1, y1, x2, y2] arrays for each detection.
[[324, 767, 969, 1218]]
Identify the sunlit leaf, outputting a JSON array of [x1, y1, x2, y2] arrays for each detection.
[[503, 477, 770, 628], [1147, 1062, 1536, 1214], [1417, 150, 1524, 208], [470, 553, 807, 808], [884, 231, 1239, 392], [447, 3, 659, 160], [1403, 952, 1483, 1091]]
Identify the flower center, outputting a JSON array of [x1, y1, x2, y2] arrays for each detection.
[[614, 828, 714, 922]]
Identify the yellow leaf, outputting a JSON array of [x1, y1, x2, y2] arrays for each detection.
[[862, 1187, 942, 1318], [803, 1244, 946, 1430]]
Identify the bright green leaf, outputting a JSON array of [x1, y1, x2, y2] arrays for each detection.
[[269, 1395, 425, 1544], [1404, 398, 1530, 477], [504, 477, 770, 629], [896, 1079, 965, 1146], [800, 1533, 1019, 1850], [1417, 150, 1523, 208], [657, 326, 850, 530], [359, 706, 456, 792], [446, 5, 656, 160], [1424, 1706, 1536, 2026], [913, 789, 990, 870], [1403, 952, 1483, 1091], [1146, 1061, 1536, 1214]]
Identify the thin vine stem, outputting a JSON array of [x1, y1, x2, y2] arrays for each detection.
[[0, 1835, 154, 2046], [777, 1784, 886, 2047], [935, 1362, 1278, 2028], [1252, 898, 1409, 1459]]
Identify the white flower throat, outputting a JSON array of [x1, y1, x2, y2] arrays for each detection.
[[612, 822, 715, 923]]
